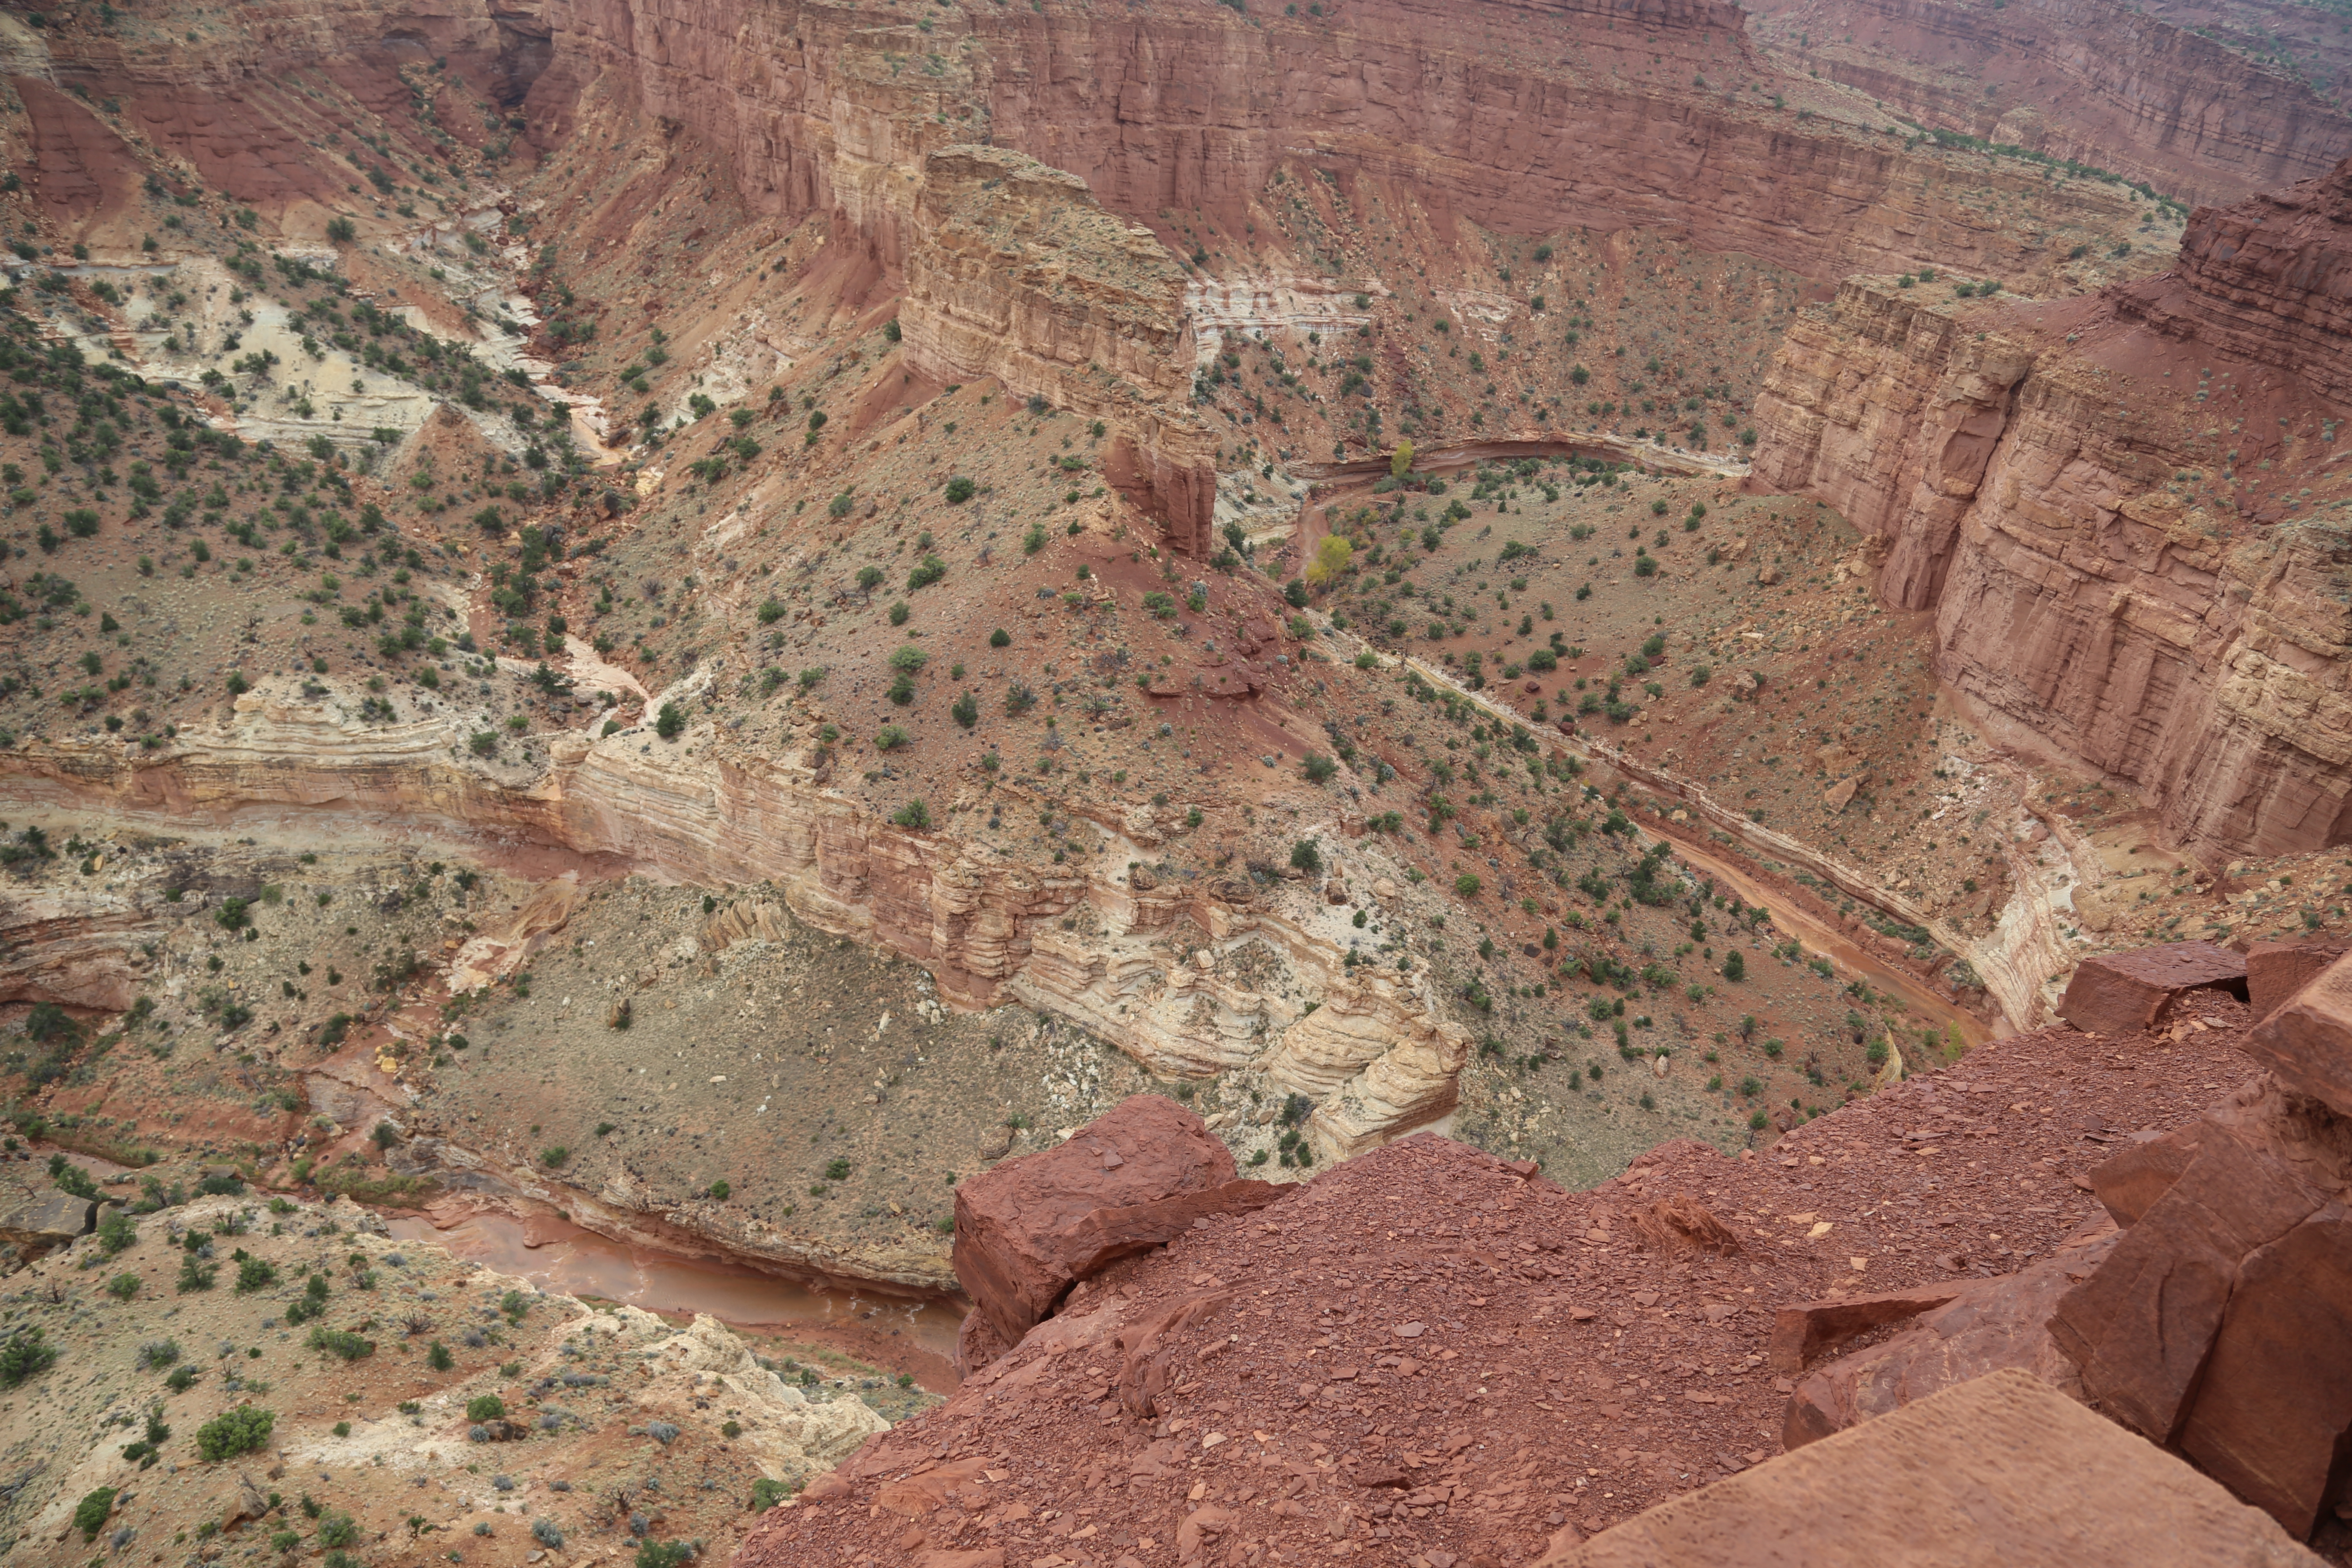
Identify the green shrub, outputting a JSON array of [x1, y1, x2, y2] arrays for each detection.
[[541, 1145, 569, 1168], [74, 1485, 117, 1540], [0, 1326, 56, 1387], [707, 1180, 731, 1200], [428, 1341, 453, 1372], [1289, 838, 1322, 875], [1722, 950, 1746, 982], [637, 1541, 695, 1568], [194, 1406, 274, 1460], [106, 1272, 141, 1302], [655, 702, 685, 740], [98, 1209, 136, 1254], [943, 476, 975, 504], [235, 1256, 278, 1293], [306, 1326, 374, 1361], [317, 1511, 359, 1548], [466, 1394, 506, 1423]]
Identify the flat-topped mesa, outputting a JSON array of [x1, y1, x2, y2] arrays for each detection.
[[900, 145, 1216, 551], [1746, 161, 2352, 859], [2116, 156, 2352, 408]]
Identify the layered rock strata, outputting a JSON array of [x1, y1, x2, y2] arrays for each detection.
[[0, 681, 1468, 1164], [516, 0, 2149, 290], [1746, 0, 2352, 205], [899, 146, 1216, 552], [1748, 159, 2352, 861]]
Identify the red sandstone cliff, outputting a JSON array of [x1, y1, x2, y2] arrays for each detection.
[[899, 146, 1217, 553], [1746, 0, 2352, 206], [513, 0, 2151, 291], [1749, 159, 2352, 861]]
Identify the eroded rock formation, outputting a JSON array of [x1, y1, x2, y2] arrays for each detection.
[[513, 0, 2151, 292], [900, 145, 1216, 551], [1749, 158, 2352, 860], [0, 680, 1468, 1163]]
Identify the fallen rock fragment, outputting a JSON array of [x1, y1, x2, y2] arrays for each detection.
[[1783, 1218, 2119, 1449], [950, 1094, 1281, 1351], [2055, 941, 2247, 1036], [2245, 937, 2352, 1023]]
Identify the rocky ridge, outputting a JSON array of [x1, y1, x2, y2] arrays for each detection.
[[728, 989, 2261, 1566], [0, 678, 1470, 1164]]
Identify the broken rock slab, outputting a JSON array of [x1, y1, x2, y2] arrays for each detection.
[[0, 1187, 95, 1250], [2056, 941, 2248, 1036], [2244, 946, 2352, 1115], [1543, 1368, 2320, 1567], [2246, 937, 2352, 1024], [950, 1094, 1284, 1351], [1782, 1216, 2119, 1449]]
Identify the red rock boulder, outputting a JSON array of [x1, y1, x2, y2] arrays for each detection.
[[1782, 1218, 2119, 1449], [2247, 938, 2352, 1024], [2245, 947, 2352, 1115], [950, 1095, 1283, 1351], [2050, 1075, 2352, 1539], [2055, 941, 2247, 1036]]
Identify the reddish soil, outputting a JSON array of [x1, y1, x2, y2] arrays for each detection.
[[737, 992, 2245, 1568]]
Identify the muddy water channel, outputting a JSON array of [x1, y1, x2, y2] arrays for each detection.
[[385, 1211, 966, 1384]]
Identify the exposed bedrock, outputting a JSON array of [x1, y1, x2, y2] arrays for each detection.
[[0, 684, 1468, 1163], [1749, 158, 2352, 862]]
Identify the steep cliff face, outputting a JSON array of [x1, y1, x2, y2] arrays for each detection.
[[2115, 162, 2352, 404], [4, 0, 545, 228], [518, 0, 2148, 292], [0, 684, 1465, 1161], [1743, 0, 2352, 206], [1750, 161, 2352, 861], [900, 146, 1216, 552]]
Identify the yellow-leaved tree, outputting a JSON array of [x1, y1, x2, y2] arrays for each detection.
[[1305, 533, 1353, 585]]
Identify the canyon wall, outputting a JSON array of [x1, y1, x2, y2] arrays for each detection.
[[0, 684, 1465, 1162], [7, 0, 544, 224], [1746, 0, 2352, 206], [514, 0, 2152, 290], [1749, 162, 2352, 861]]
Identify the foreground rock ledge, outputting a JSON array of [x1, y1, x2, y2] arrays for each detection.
[[1545, 1369, 2318, 1568]]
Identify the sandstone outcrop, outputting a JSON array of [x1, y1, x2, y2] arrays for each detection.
[[2116, 162, 2352, 405], [1748, 159, 2352, 861], [1745, 0, 2352, 206], [513, 0, 2150, 299], [0, 681, 1466, 1164], [950, 1094, 1279, 1350], [899, 146, 1216, 553], [2240, 946, 2352, 1109], [732, 1021, 2242, 1566], [1779, 1216, 2119, 1449], [0, 885, 154, 1012], [0, 1185, 96, 1253], [2051, 1012, 2352, 1537], [2247, 937, 2352, 1022], [2056, 941, 2248, 1035], [1554, 1369, 2320, 1568]]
